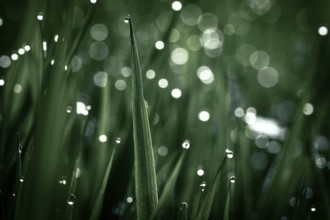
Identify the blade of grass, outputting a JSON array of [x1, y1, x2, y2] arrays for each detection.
[[126, 15, 158, 220], [179, 202, 188, 220], [90, 143, 119, 220], [14, 133, 23, 220], [151, 151, 186, 219], [196, 153, 229, 220], [64, 159, 80, 220], [224, 179, 234, 220]]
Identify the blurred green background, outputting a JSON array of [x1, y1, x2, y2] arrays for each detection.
[[0, 0, 330, 219]]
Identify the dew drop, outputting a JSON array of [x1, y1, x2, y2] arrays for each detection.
[[37, 12, 44, 21], [116, 137, 121, 144], [318, 26, 328, 36], [182, 140, 190, 149], [311, 206, 316, 212], [59, 176, 67, 185], [180, 202, 188, 210], [226, 149, 234, 158], [11, 54, 18, 61], [124, 16, 130, 24], [172, 1, 182, 11], [19, 178, 24, 183], [18, 144, 23, 154], [200, 181, 206, 192], [99, 134, 107, 143], [230, 176, 236, 183], [67, 193, 76, 206], [197, 168, 204, 176], [66, 106, 72, 113], [24, 45, 31, 52], [126, 196, 133, 203], [18, 48, 25, 55]]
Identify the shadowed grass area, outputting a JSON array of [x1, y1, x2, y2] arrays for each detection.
[[1, 0, 330, 219]]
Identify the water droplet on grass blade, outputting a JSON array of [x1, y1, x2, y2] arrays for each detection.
[[24, 45, 31, 52], [226, 149, 234, 158], [182, 140, 190, 149], [124, 16, 130, 23], [172, 1, 182, 11], [11, 54, 18, 61], [179, 202, 188, 220], [18, 48, 25, 55], [197, 168, 204, 176], [116, 137, 121, 144], [66, 106, 72, 113], [37, 12, 44, 21], [318, 26, 328, 36], [200, 181, 206, 192], [67, 193, 76, 205], [99, 134, 107, 143], [18, 144, 23, 154], [19, 178, 24, 183], [180, 202, 188, 210], [230, 176, 236, 183], [311, 206, 316, 212]]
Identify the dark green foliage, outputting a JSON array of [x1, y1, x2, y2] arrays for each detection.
[[0, 0, 330, 219]]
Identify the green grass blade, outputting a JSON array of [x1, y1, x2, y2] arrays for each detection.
[[179, 202, 188, 220], [223, 180, 234, 220], [126, 15, 158, 220], [14, 133, 23, 220], [90, 144, 118, 220], [196, 153, 229, 220], [151, 151, 186, 219]]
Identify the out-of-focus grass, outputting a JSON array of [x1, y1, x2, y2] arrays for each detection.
[[0, 0, 330, 219]]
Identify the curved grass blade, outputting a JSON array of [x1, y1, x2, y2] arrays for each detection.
[[151, 151, 186, 219], [126, 15, 158, 220], [90, 143, 119, 220], [196, 154, 228, 220]]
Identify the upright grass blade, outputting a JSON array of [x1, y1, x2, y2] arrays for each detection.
[[65, 159, 80, 220], [151, 151, 186, 219], [126, 15, 158, 220], [179, 202, 188, 220], [14, 133, 23, 220], [90, 143, 119, 220], [196, 153, 229, 220], [223, 180, 234, 220]]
